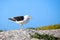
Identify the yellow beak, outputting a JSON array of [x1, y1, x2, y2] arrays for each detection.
[[30, 16, 32, 20]]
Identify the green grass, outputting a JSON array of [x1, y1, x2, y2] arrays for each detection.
[[36, 24, 60, 30], [0, 30, 3, 32], [30, 33, 60, 40]]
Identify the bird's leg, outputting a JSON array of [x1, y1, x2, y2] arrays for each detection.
[[20, 24, 23, 29]]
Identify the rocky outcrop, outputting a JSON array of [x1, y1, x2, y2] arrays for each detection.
[[0, 29, 60, 40]]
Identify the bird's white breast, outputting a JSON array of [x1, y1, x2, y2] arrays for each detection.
[[15, 15, 30, 25]]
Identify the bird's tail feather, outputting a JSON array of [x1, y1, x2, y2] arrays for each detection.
[[8, 18, 16, 21]]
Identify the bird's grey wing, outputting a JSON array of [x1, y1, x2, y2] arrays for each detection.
[[14, 16, 24, 21]]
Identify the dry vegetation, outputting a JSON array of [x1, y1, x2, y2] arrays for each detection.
[[36, 24, 60, 30]]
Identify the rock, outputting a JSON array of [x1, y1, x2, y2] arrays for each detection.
[[0, 29, 60, 40], [31, 38, 40, 40]]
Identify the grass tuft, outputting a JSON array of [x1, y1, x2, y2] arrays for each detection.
[[30, 33, 60, 40]]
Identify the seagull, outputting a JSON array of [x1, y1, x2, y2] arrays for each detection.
[[8, 15, 32, 29]]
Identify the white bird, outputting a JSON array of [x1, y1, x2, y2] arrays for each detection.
[[8, 15, 32, 29]]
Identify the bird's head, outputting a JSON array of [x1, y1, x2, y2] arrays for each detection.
[[25, 15, 32, 20]]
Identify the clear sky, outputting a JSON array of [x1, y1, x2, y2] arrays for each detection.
[[0, 0, 60, 30]]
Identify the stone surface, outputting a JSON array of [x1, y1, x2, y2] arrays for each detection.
[[0, 29, 60, 40]]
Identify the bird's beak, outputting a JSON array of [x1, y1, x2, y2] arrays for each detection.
[[30, 16, 32, 20]]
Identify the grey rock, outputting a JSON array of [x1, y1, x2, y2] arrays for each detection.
[[0, 29, 60, 40]]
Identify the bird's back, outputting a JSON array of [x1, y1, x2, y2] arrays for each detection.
[[14, 16, 24, 21]]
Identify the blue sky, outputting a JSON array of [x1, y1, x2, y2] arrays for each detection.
[[0, 0, 60, 30]]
